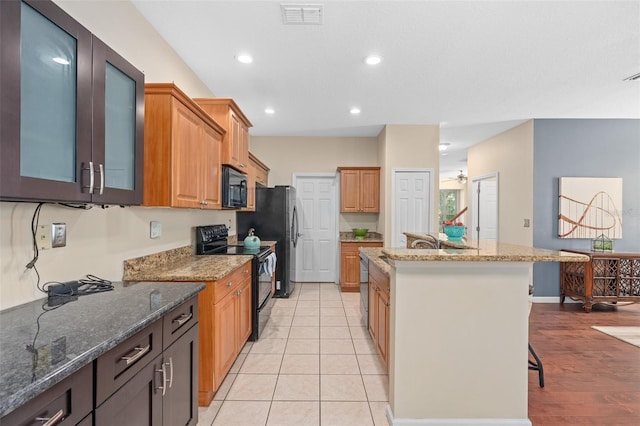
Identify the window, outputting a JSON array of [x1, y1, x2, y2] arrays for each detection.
[[439, 189, 460, 225]]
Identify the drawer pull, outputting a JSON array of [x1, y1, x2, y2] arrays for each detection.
[[173, 312, 192, 326], [226, 282, 233, 287], [35, 409, 64, 426], [121, 344, 150, 366]]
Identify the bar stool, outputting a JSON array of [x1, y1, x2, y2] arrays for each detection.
[[528, 286, 544, 387]]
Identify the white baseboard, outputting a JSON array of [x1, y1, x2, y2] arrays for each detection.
[[531, 296, 580, 303], [386, 406, 532, 426]]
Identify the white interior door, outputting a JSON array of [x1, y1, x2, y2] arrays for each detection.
[[392, 169, 432, 248], [294, 175, 337, 282], [471, 174, 498, 240]]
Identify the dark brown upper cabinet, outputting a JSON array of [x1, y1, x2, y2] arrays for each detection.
[[0, 0, 144, 205]]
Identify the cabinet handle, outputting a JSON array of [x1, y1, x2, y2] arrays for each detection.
[[167, 357, 174, 389], [156, 362, 167, 396], [35, 409, 64, 426], [238, 289, 243, 295], [84, 161, 95, 194], [99, 163, 104, 195], [121, 344, 150, 366], [226, 282, 233, 287], [173, 312, 193, 326]]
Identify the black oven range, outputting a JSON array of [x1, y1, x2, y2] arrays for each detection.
[[195, 224, 274, 341]]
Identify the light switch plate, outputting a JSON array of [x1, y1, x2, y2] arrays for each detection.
[[150, 221, 162, 239]]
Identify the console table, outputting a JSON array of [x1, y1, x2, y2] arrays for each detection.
[[561, 250, 640, 312]]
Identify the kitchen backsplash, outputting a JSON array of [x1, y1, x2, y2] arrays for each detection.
[[339, 212, 379, 232]]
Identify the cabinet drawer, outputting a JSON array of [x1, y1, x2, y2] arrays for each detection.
[[164, 296, 199, 350], [96, 320, 163, 406], [0, 363, 92, 426], [212, 262, 251, 304]]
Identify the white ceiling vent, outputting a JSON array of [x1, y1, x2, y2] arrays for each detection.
[[281, 4, 323, 25]]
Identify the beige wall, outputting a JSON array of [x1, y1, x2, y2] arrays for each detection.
[[467, 120, 534, 245], [249, 136, 381, 232], [0, 1, 228, 310], [378, 125, 440, 246], [249, 136, 378, 186]]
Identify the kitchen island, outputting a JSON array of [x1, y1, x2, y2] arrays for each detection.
[[379, 241, 588, 426]]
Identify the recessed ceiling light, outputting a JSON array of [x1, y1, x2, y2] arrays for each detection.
[[439, 143, 450, 151], [52, 57, 70, 65], [350, 107, 361, 115], [264, 108, 275, 114], [365, 55, 382, 66], [236, 54, 253, 64]]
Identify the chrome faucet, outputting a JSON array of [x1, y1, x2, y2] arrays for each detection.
[[410, 235, 439, 249]]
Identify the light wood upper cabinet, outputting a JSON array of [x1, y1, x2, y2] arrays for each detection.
[[250, 152, 270, 187], [194, 98, 252, 174], [143, 83, 225, 209], [338, 167, 380, 213], [241, 152, 270, 212]]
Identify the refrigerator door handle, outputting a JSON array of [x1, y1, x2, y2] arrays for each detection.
[[292, 205, 299, 248]]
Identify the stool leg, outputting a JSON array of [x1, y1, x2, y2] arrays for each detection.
[[528, 343, 545, 388]]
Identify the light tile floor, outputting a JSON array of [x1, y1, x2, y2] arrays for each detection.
[[197, 282, 390, 426]]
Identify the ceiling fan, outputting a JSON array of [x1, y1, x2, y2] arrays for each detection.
[[456, 170, 468, 184], [443, 170, 468, 184]]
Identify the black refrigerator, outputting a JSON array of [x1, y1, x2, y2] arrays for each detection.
[[237, 186, 298, 298]]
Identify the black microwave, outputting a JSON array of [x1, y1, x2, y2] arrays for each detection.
[[222, 166, 247, 208]]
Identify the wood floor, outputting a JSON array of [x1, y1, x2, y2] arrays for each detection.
[[528, 301, 640, 425]]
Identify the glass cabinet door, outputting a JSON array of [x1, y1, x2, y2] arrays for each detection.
[[0, 0, 92, 202], [91, 36, 144, 205]]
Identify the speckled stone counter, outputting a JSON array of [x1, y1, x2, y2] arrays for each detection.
[[340, 232, 384, 243], [359, 247, 391, 276], [123, 245, 253, 282], [384, 240, 590, 262], [0, 281, 204, 417]]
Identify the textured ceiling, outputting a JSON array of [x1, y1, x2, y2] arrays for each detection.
[[132, 0, 640, 178]]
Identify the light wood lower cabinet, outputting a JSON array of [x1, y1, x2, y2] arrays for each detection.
[[368, 261, 390, 372], [340, 241, 383, 292], [198, 260, 252, 406]]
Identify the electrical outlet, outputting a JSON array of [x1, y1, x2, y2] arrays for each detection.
[[36, 225, 51, 250], [51, 223, 66, 248], [524, 218, 531, 228], [150, 221, 162, 239]]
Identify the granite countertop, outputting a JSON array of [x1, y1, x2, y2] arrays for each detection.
[[340, 232, 384, 243], [123, 245, 253, 282], [359, 247, 391, 276], [383, 240, 590, 262], [0, 281, 205, 417]]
